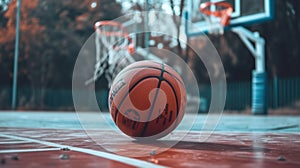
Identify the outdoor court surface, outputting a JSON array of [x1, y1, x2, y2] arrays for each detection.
[[0, 112, 300, 168]]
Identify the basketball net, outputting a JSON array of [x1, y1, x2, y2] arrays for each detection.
[[199, 1, 233, 35], [85, 21, 135, 86]]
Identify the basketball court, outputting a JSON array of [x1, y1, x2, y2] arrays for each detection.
[[0, 112, 300, 167], [1, 0, 300, 167]]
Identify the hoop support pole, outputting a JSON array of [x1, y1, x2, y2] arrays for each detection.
[[232, 26, 267, 115]]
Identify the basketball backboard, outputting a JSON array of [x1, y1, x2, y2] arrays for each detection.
[[185, 0, 274, 36]]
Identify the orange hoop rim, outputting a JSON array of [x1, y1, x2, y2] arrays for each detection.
[[199, 1, 233, 22], [94, 20, 129, 37], [94, 20, 135, 53]]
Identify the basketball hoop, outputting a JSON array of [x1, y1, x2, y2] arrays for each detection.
[[199, 1, 233, 35], [85, 21, 135, 86], [94, 21, 135, 54]]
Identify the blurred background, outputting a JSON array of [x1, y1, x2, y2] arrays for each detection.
[[0, 0, 299, 113]]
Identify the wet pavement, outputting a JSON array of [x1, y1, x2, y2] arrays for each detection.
[[0, 112, 299, 167]]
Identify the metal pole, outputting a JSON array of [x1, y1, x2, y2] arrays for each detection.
[[12, 0, 21, 109], [232, 27, 268, 115], [144, 0, 149, 56]]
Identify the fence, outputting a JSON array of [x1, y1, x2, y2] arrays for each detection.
[[0, 77, 299, 111], [198, 77, 300, 111], [269, 77, 300, 108], [0, 87, 109, 110]]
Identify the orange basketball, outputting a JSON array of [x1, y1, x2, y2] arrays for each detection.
[[108, 60, 186, 139]]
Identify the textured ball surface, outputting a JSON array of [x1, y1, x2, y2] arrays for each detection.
[[108, 60, 186, 139]]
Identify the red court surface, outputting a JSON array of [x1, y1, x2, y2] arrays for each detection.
[[1, 127, 300, 168]]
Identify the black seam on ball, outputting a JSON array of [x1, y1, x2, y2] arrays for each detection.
[[114, 76, 161, 123], [162, 79, 180, 118], [140, 63, 165, 137], [117, 65, 184, 85]]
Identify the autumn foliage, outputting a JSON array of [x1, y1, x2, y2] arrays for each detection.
[[0, 0, 122, 109]]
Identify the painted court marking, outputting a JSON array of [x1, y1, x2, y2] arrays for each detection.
[[0, 148, 61, 154], [0, 141, 29, 144], [0, 133, 167, 168]]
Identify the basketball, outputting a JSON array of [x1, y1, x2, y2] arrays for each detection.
[[108, 60, 186, 139]]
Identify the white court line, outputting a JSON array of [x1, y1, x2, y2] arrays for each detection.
[[0, 148, 61, 154], [0, 141, 28, 144], [0, 134, 167, 168]]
